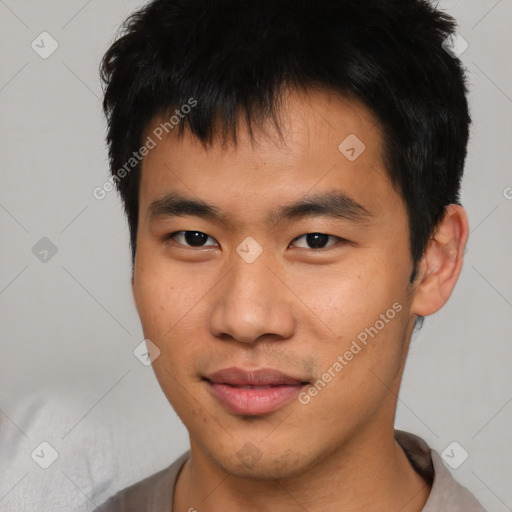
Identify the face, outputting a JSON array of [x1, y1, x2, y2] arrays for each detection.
[[132, 88, 418, 479]]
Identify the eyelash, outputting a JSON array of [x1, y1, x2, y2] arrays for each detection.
[[166, 231, 344, 250]]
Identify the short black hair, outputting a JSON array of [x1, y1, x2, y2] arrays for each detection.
[[100, 0, 470, 279]]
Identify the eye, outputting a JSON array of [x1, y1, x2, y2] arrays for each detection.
[[167, 231, 218, 248], [290, 232, 342, 249]]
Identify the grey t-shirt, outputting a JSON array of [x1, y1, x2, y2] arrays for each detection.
[[96, 430, 486, 511]]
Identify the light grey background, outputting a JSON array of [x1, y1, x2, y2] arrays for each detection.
[[0, 1, 511, 510]]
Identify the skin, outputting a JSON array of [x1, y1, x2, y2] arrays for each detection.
[[132, 87, 469, 511]]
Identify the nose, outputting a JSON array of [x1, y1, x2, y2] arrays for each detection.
[[208, 254, 296, 345]]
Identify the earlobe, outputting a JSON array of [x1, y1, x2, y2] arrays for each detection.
[[411, 204, 469, 317]]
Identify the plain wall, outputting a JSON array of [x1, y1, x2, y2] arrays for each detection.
[[0, 1, 511, 510]]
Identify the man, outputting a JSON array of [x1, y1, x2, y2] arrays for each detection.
[[96, 0, 486, 510]]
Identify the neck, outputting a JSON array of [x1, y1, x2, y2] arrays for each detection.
[[173, 427, 431, 512]]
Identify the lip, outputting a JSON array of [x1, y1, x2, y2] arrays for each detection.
[[204, 367, 308, 416]]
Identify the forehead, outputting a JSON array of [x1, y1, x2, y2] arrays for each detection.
[[138, 88, 400, 224]]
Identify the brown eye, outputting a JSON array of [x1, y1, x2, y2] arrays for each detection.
[[291, 233, 341, 249], [168, 231, 218, 247]]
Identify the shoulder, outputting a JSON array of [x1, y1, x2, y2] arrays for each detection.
[[94, 451, 189, 512], [395, 430, 487, 512], [425, 450, 487, 512]]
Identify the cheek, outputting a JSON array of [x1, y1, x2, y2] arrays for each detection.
[[132, 253, 214, 377], [133, 259, 201, 410], [296, 294, 409, 438], [289, 253, 411, 393], [288, 256, 407, 337], [134, 254, 196, 337]]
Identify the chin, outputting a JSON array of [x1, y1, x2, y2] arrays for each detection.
[[203, 441, 317, 481]]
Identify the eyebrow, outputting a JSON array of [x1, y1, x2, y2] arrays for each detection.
[[147, 191, 372, 227]]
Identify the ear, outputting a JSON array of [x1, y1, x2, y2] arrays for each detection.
[[411, 204, 469, 317]]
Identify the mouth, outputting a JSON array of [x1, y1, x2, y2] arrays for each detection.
[[203, 367, 309, 416]]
